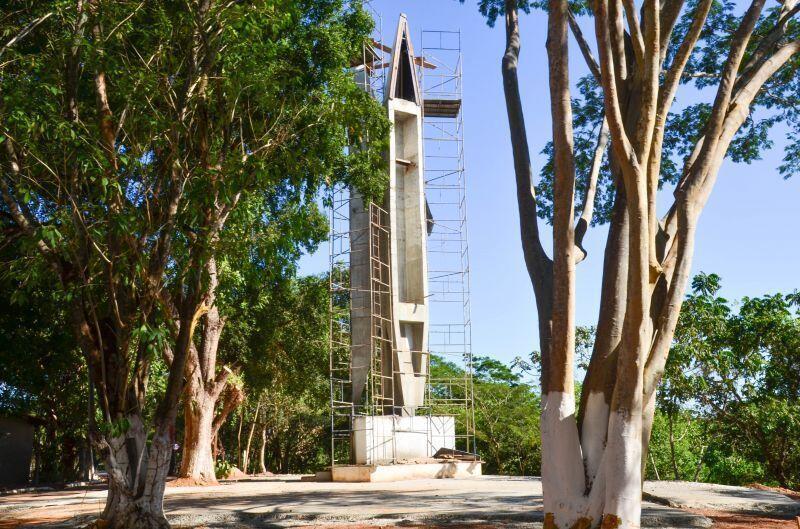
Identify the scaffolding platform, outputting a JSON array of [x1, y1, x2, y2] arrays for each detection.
[[423, 98, 461, 118]]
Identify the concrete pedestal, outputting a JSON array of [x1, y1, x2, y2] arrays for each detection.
[[352, 415, 454, 465], [331, 460, 482, 482]]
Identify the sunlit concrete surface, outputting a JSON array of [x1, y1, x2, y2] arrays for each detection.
[[643, 480, 800, 516], [7, 476, 791, 527]]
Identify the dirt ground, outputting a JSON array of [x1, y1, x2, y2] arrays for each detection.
[[688, 510, 800, 529]]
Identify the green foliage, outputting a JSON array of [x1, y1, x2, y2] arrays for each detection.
[[658, 274, 800, 488], [703, 449, 766, 486], [646, 409, 706, 481], [468, 0, 800, 225], [214, 458, 235, 480], [100, 417, 131, 439], [431, 355, 542, 475], [214, 274, 332, 473], [1, 0, 389, 488], [0, 233, 90, 483]]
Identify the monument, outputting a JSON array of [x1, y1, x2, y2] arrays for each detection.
[[328, 13, 479, 482]]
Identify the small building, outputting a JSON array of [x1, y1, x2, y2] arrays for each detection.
[[0, 416, 34, 487]]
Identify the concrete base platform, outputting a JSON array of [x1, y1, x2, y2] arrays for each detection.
[[331, 460, 482, 482]]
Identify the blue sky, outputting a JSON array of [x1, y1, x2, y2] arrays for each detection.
[[300, 0, 800, 365]]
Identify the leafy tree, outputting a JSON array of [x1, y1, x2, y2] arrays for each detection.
[[662, 274, 800, 488], [431, 356, 542, 476], [0, 262, 89, 483], [215, 273, 332, 474], [466, 0, 799, 526], [645, 409, 706, 482], [0, 1, 387, 527], [473, 357, 542, 475]]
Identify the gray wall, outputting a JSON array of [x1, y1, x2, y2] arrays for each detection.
[[0, 417, 34, 487]]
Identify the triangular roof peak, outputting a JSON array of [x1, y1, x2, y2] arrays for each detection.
[[386, 14, 422, 105]]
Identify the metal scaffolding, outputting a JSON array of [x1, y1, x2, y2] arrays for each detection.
[[328, 10, 475, 468], [419, 28, 475, 456]]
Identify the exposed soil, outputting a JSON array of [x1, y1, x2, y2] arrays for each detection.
[[0, 512, 85, 529], [689, 509, 799, 529], [748, 484, 800, 502], [292, 526, 508, 528], [167, 477, 219, 488], [221, 467, 248, 480], [4, 477, 796, 528]]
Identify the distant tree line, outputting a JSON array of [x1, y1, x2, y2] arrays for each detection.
[[2, 269, 797, 491]]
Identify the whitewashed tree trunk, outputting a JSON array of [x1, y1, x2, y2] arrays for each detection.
[[499, 0, 798, 526]]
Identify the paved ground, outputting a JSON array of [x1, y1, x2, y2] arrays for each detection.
[[644, 480, 800, 516], [0, 476, 797, 528]]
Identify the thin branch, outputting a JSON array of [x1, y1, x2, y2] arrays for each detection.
[[0, 12, 53, 61], [735, 4, 800, 91], [0, 141, 54, 258], [622, 0, 646, 66], [575, 116, 609, 264], [567, 11, 601, 82], [104, 1, 145, 42]]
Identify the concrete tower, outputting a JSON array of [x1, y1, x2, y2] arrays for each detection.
[[332, 15, 482, 480], [385, 14, 430, 416], [350, 14, 429, 417]]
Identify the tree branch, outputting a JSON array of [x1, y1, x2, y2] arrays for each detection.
[[594, 0, 639, 174], [502, 0, 555, 365], [659, 0, 686, 61], [0, 141, 55, 259], [575, 116, 609, 263], [735, 4, 800, 92], [681, 0, 767, 198], [567, 11, 602, 82], [547, 0, 578, 394], [658, 0, 715, 122], [622, 0, 646, 67], [0, 12, 53, 61]]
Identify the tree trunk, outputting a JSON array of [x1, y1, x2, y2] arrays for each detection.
[[693, 446, 706, 482], [237, 406, 244, 469], [211, 383, 245, 459], [177, 260, 231, 484], [97, 415, 173, 529], [258, 424, 267, 475], [493, 0, 796, 524], [668, 410, 680, 480], [242, 400, 261, 474], [179, 389, 217, 483]]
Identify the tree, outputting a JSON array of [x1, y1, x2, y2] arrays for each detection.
[[468, 0, 800, 526], [0, 1, 386, 527], [431, 355, 543, 475], [472, 357, 543, 475], [174, 163, 331, 484], [662, 274, 800, 488], [0, 257, 90, 483], [217, 273, 332, 475]]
